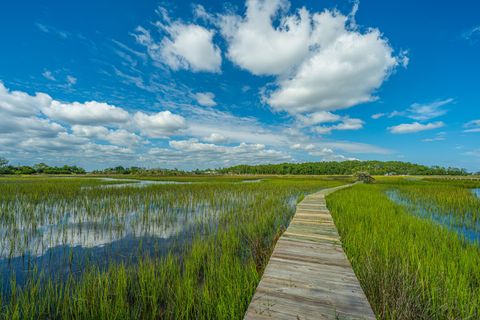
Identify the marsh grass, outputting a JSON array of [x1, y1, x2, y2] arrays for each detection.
[[388, 179, 480, 229], [0, 176, 348, 319], [327, 179, 480, 319]]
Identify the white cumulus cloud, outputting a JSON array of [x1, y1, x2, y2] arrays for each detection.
[[164, 139, 291, 166], [194, 92, 217, 107], [71, 125, 142, 146], [388, 121, 445, 134], [220, 0, 311, 75], [43, 101, 130, 125], [296, 111, 341, 126], [218, 1, 401, 114], [134, 12, 222, 73], [133, 111, 187, 138], [203, 133, 228, 143], [0, 82, 52, 117]]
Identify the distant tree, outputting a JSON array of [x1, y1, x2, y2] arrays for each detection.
[[356, 171, 375, 184], [33, 163, 49, 173], [0, 157, 8, 167], [15, 166, 36, 175]]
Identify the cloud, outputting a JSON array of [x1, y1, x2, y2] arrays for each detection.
[[321, 141, 390, 154], [267, 19, 399, 114], [371, 113, 385, 119], [0, 82, 190, 167], [185, 107, 286, 145], [220, 0, 311, 75], [193, 4, 217, 24], [142, 139, 293, 169], [308, 147, 358, 161], [332, 118, 364, 130], [35, 23, 49, 33], [290, 144, 358, 162], [0, 83, 66, 144], [134, 11, 222, 73], [296, 111, 341, 126], [194, 92, 217, 107], [0, 116, 64, 137], [112, 39, 148, 62], [387, 110, 406, 118], [42, 70, 56, 81], [203, 133, 228, 143], [388, 121, 445, 134], [294, 110, 364, 134], [0, 82, 187, 158], [66, 75, 77, 86], [464, 119, 480, 133], [373, 99, 453, 122], [218, 1, 401, 114], [43, 101, 130, 125], [82, 143, 136, 157], [0, 81, 391, 169], [463, 149, 480, 158], [463, 25, 480, 44], [71, 125, 143, 146], [166, 139, 292, 165], [35, 22, 69, 39], [0, 82, 52, 117], [312, 117, 364, 134], [407, 98, 453, 121], [422, 132, 446, 142], [181, 106, 376, 157], [133, 111, 187, 138], [291, 143, 315, 151]]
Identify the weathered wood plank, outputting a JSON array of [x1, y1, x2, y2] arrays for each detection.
[[244, 184, 375, 320]]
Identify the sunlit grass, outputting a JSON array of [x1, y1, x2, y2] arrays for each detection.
[[0, 176, 348, 319], [327, 179, 480, 319]]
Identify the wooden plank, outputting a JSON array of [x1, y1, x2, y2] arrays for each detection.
[[244, 183, 375, 320]]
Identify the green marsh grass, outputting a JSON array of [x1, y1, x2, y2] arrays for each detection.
[[0, 176, 348, 319], [327, 179, 480, 319]]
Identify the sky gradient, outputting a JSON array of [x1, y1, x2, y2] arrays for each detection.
[[0, 0, 479, 171]]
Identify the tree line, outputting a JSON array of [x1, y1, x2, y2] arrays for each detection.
[[0, 157, 475, 176], [91, 166, 189, 176], [0, 158, 85, 175], [217, 160, 471, 176]]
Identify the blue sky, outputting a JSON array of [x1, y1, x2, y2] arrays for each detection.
[[0, 0, 479, 171]]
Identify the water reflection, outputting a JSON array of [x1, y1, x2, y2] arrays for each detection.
[[96, 178, 192, 188], [0, 234, 185, 289], [473, 188, 480, 199], [386, 189, 480, 244], [241, 179, 263, 183], [0, 178, 298, 291], [0, 211, 186, 259]]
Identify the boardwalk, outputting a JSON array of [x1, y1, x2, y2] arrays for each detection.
[[244, 184, 375, 320]]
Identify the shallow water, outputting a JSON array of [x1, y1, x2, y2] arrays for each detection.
[[0, 178, 220, 289], [473, 188, 480, 199], [0, 201, 213, 289], [0, 178, 299, 291], [96, 178, 192, 188], [387, 189, 480, 244], [241, 179, 263, 183], [96, 177, 264, 187], [0, 234, 185, 288]]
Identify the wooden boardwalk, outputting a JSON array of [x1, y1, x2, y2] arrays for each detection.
[[244, 184, 375, 320]]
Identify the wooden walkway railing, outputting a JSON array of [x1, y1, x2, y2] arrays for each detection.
[[244, 184, 375, 319]]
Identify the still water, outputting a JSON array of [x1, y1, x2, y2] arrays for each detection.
[[387, 189, 480, 244]]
